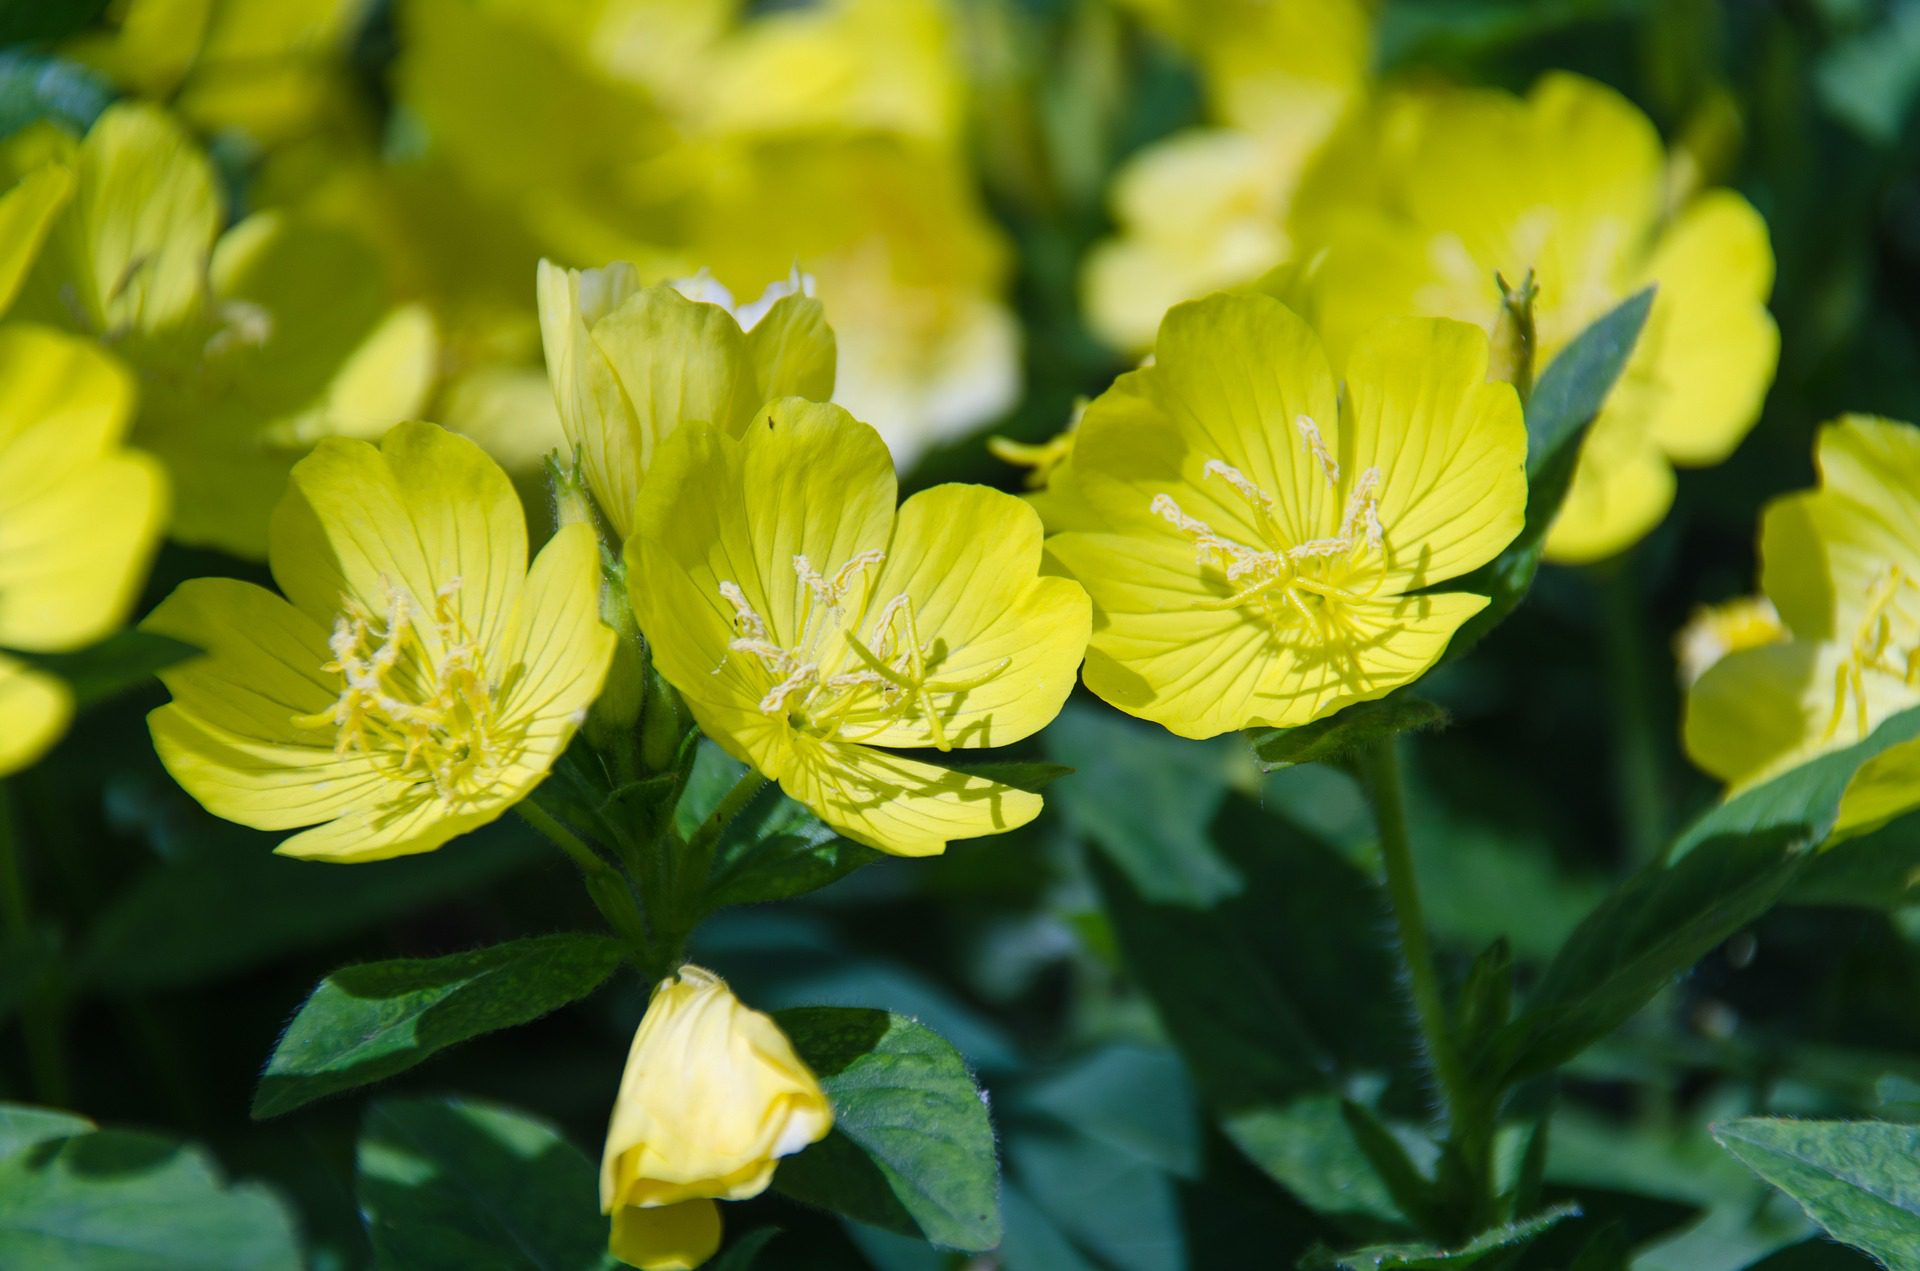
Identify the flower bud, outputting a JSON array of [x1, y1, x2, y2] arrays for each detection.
[[601, 966, 832, 1270]]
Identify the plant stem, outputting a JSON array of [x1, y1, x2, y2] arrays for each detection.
[[516, 797, 657, 969], [1359, 741, 1469, 1128], [685, 768, 768, 863], [0, 782, 68, 1105], [1597, 561, 1667, 861]]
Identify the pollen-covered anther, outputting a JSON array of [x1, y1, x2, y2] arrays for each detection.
[[296, 575, 507, 804], [1826, 565, 1920, 741], [1297, 415, 1339, 484]]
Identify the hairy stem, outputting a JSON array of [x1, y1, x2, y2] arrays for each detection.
[[517, 797, 657, 971]]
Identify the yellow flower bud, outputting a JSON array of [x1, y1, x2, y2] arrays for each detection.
[[601, 966, 832, 1270]]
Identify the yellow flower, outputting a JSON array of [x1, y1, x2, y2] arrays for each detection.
[[628, 401, 1090, 856], [145, 422, 614, 862], [1046, 293, 1524, 739], [10, 102, 437, 557], [0, 325, 167, 775], [537, 260, 835, 539], [1285, 72, 1778, 564], [1685, 416, 1920, 837], [1675, 595, 1785, 687], [601, 965, 831, 1271]]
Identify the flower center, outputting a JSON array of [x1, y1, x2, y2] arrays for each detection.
[[1152, 415, 1389, 638], [1826, 565, 1920, 741], [296, 578, 510, 804], [718, 554, 1007, 750]]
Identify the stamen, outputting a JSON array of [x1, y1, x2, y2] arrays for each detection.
[[1297, 415, 1339, 485]]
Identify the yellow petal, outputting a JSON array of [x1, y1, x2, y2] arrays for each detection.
[[1542, 407, 1677, 565], [145, 577, 394, 831], [0, 326, 163, 652], [0, 654, 71, 777], [781, 736, 1041, 857], [496, 522, 617, 755], [1634, 191, 1778, 466], [627, 403, 897, 774], [1682, 640, 1829, 790], [0, 164, 72, 316], [1835, 739, 1920, 840], [539, 263, 757, 537], [745, 292, 836, 406], [609, 1200, 721, 1271], [1064, 293, 1341, 551], [1245, 591, 1488, 729], [27, 102, 219, 337], [268, 421, 527, 640], [1339, 316, 1526, 590], [1760, 416, 1920, 640], [842, 483, 1089, 750]]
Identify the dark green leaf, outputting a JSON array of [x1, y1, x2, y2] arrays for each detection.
[[0, 1104, 90, 1158], [1015, 1044, 1200, 1178], [26, 630, 198, 710], [1250, 697, 1446, 772], [1447, 287, 1656, 656], [1220, 1095, 1406, 1229], [357, 1096, 613, 1271], [0, 1128, 302, 1269], [1001, 1180, 1103, 1271], [1487, 827, 1804, 1081], [1304, 1204, 1579, 1270], [1340, 1100, 1444, 1235], [253, 933, 624, 1119], [0, 53, 112, 135], [1714, 1118, 1920, 1269], [1738, 1238, 1881, 1269], [708, 1228, 779, 1270], [1006, 1122, 1184, 1271], [1047, 703, 1242, 906], [1563, 1222, 1631, 1271], [702, 785, 884, 910], [774, 1007, 1001, 1251], [79, 820, 534, 992], [949, 760, 1075, 792], [1673, 703, 1920, 860]]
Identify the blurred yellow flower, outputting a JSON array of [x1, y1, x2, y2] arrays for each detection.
[[1286, 72, 1778, 564], [1675, 595, 1785, 687], [0, 326, 166, 775], [1047, 294, 1524, 739], [146, 422, 614, 862], [1083, 0, 1372, 353], [601, 965, 831, 1271], [628, 401, 1089, 856], [397, 0, 1017, 464], [1686, 416, 1920, 837], [537, 260, 834, 538], [9, 102, 437, 557], [67, 0, 375, 147]]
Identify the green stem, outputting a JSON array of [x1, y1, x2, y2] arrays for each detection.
[[1360, 742, 1469, 1130], [516, 798, 656, 969], [0, 782, 68, 1105], [685, 768, 768, 862], [1597, 562, 1667, 861]]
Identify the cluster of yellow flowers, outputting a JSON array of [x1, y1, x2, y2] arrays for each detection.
[[14, 2, 1920, 1267]]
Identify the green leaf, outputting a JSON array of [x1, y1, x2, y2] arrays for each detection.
[[1447, 287, 1655, 656], [1714, 1118, 1920, 1269], [1486, 827, 1804, 1081], [1014, 1044, 1201, 1178], [0, 1104, 90, 1158], [1005, 1122, 1185, 1271], [702, 784, 885, 910], [1047, 702, 1242, 906], [774, 1007, 1001, 1251], [1674, 703, 1920, 859], [1220, 1094, 1407, 1229], [949, 759, 1075, 792], [357, 1096, 614, 1271], [1304, 1204, 1579, 1270], [0, 1128, 302, 1269], [1738, 1237, 1881, 1269], [253, 933, 624, 1119], [0, 53, 112, 135], [79, 815, 535, 993], [25, 630, 198, 710], [709, 1228, 780, 1270], [1249, 696, 1446, 772]]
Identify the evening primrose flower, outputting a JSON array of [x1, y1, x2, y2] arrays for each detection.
[[1046, 293, 1524, 739], [1685, 416, 1920, 837], [0, 326, 166, 775], [11, 102, 436, 556], [537, 259, 835, 538], [1675, 595, 1785, 687], [601, 966, 831, 1270], [146, 422, 614, 862], [628, 400, 1090, 856], [1286, 72, 1778, 563]]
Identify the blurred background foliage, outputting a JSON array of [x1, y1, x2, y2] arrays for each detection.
[[3, 0, 1920, 1268]]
